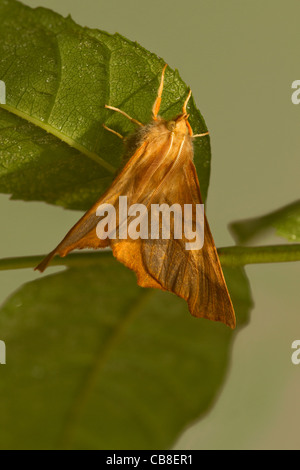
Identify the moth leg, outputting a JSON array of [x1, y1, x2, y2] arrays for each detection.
[[152, 63, 168, 120], [186, 119, 209, 139], [193, 131, 210, 138], [185, 109, 209, 138], [103, 124, 124, 140], [105, 105, 144, 127], [182, 89, 209, 138]]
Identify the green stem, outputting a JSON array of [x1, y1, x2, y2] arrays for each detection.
[[0, 251, 113, 271], [0, 244, 299, 271], [218, 244, 300, 267]]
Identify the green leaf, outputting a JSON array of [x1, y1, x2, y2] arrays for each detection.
[[0, 255, 252, 450], [230, 200, 300, 244], [0, 0, 210, 211]]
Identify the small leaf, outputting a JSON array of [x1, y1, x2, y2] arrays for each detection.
[[0, 256, 252, 450], [230, 200, 300, 244], [0, 0, 210, 210]]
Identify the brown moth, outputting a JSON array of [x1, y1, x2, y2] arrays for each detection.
[[36, 65, 236, 329]]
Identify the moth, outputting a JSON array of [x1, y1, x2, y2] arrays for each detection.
[[36, 64, 236, 329]]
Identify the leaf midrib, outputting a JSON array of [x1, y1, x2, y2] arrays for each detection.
[[0, 104, 116, 174], [58, 288, 154, 449]]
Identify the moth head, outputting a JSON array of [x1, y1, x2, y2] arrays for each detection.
[[166, 120, 176, 132], [166, 114, 190, 135]]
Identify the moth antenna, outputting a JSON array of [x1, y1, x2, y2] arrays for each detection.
[[105, 105, 144, 127], [103, 124, 124, 140], [152, 63, 168, 120], [182, 89, 192, 115]]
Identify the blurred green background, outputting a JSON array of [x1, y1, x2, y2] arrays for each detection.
[[0, 0, 299, 449]]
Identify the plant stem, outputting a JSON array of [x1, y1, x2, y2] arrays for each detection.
[[0, 244, 299, 271], [218, 244, 300, 267], [0, 251, 113, 271]]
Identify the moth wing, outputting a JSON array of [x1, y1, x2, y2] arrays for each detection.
[[144, 160, 235, 328], [113, 156, 236, 328], [36, 141, 148, 272], [36, 134, 173, 273]]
